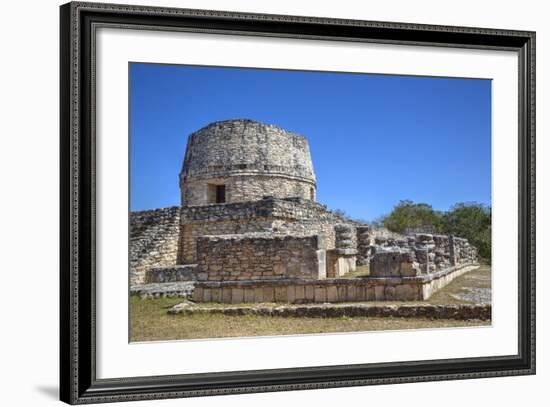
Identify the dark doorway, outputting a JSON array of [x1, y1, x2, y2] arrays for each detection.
[[215, 184, 226, 203]]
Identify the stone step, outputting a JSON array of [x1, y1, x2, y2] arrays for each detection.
[[168, 302, 491, 320], [130, 281, 195, 299]]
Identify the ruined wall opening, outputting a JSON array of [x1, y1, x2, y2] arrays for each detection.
[[207, 183, 226, 204]]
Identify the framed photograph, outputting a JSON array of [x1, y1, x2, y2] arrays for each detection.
[[60, 1, 535, 404]]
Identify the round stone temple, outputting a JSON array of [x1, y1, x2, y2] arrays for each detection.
[[179, 119, 317, 206]]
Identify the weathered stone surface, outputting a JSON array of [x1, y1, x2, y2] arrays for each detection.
[[196, 233, 327, 281], [145, 264, 198, 283], [263, 287, 275, 302], [130, 206, 181, 285], [395, 285, 415, 301], [211, 288, 221, 303], [180, 119, 317, 206], [130, 281, 195, 299], [355, 225, 371, 266], [327, 286, 338, 302], [370, 232, 478, 280], [314, 287, 327, 303], [168, 302, 492, 321]]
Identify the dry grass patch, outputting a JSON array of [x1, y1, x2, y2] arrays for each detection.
[[130, 295, 489, 341], [342, 265, 370, 278], [427, 265, 491, 305]]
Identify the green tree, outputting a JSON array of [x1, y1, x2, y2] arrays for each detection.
[[382, 200, 443, 233], [442, 202, 491, 262]]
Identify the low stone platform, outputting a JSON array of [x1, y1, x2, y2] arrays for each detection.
[[189, 264, 479, 303], [130, 281, 195, 299], [168, 302, 491, 321], [145, 264, 198, 283]]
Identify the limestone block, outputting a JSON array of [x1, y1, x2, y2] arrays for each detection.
[[192, 287, 204, 302], [211, 288, 221, 303], [366, 287, 376, 301], [327, 286, 338, 302], [347, 286, 357, 302], [231, 288, 244, 304], [395, 285, 415, 301], [314, 287, 327, 303], [244, 288, 255, 303], [356, 286, 366, 301], [287, 286, 296, 303], [374, 286, 385, 301], [305, 286, 315, 301], [222, 288, 232, 303], [254, 287, 264, 302], [337, 286, 347, 302], [263, 287, 275, 302], [400, 262, 421, 277], [275, 287, 288, 302], [385, 286, 396, 301]]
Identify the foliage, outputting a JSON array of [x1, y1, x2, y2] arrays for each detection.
[[382, 200, 444, 233], [441, 202, 492, 262], [332, 208, 369, 225]]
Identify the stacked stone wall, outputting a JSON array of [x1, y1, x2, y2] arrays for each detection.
[[356, 226, 371, 266], [180, 119, 316, 205], [180, 197, 343, 224], [179, 197, 355, 263], [370, 233, 479, 278], [180, 220, 274, 264], [195, 233, 326, 281], [130, 207, 180, 286], [182, 175, 315, 205], [145, 264, 198, 283]]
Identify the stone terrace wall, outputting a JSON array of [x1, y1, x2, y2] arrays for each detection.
[[180, 197, 344, 224], [180, 197, 354, 263], [130, 207, 180, 286], [180, 220, 274, 264], [195, 233, 327, 281], [190, 263, 479, 303]]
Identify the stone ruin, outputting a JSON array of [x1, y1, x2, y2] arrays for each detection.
[[131, 119, 479, 303]]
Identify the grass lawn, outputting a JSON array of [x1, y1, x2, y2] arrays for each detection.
[[130, 265, 491, 341], [130, 295, 489, 341]]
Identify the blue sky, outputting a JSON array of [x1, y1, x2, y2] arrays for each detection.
[[130, 63, 491, 221]]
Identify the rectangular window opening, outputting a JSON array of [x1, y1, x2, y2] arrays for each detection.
[[207, 183, 226, 204], [215, 184, 225, 203]]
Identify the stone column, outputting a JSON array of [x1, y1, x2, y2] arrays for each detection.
[[356, 225, 371, 266], [415, 234, 435, 274], [332, 224, 357, 276], [449, 235, 457, 266], [335, 224, 354, 249]]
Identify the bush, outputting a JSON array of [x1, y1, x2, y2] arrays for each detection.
[[382, 200, 443, 233], [441, 202, 491, 263]]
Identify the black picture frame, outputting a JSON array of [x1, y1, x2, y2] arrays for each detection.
[[60, 1, 536, 404]]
